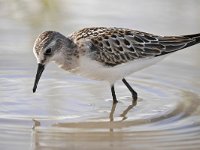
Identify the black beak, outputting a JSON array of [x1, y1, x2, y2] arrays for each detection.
[[33, 63, 45, 93]]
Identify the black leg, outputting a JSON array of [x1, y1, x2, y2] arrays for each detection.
[[122, 78, 137, 101], [111, 85, 118, 104]]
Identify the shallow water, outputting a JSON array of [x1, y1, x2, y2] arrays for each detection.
[[0, 0, 200, 150]]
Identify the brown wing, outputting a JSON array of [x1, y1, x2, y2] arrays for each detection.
[[73, 27, 197, 66]]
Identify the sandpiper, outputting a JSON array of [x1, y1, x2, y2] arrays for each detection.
[[33, 27, 200, 104]]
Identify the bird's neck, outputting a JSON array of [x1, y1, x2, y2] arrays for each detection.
[[53, 48, 79, 71]]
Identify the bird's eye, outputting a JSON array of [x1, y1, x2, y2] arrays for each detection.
[[45, 48, 52, 55]]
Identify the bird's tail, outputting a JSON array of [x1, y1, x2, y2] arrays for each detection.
[[182, 33, 200, 48], [155, 33, 200, 56]]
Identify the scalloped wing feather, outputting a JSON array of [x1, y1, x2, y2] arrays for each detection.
[[72, 27, 197, 66]]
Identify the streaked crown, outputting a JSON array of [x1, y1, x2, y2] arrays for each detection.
[[33, 31, 57, 56]]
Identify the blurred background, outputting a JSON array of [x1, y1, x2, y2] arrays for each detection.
[[0, 0, 200, 150], [1, 0, 200, 55]]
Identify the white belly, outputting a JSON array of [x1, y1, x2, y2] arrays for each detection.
[[71, 55, 167, 84]]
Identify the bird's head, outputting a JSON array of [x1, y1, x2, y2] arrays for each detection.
[[32, 31, 75, 93]]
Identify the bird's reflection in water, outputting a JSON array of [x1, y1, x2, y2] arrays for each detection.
[[31, 99, 137, 148], [120, 100, 137, 121], [109, 103, 117, 122], [31, 119, 40, 149], [109, 99, 137, 132], [109, 100, 137, 121], [31, 99, 137, 131], [32, 119, 40, 130]]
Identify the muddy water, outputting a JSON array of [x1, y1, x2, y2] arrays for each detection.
[[0, 0, 200, 150]]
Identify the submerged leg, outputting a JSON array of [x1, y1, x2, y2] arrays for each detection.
[[122, 78, 137, 101], [111, 85, 118, 104]]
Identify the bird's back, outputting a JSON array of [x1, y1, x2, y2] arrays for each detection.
[[71, 27, 200, 67]]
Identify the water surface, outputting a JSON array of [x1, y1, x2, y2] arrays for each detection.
[[0, 0, 200, 150]]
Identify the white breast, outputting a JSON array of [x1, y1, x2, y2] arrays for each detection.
[[74, 55, 167, 84]]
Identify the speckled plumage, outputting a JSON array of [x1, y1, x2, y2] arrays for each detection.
[[33, 27, 200, 104], [71, 27, 199, 66]]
